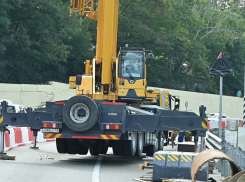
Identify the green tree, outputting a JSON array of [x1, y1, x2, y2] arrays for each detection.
[[0, 0, 93, 84]]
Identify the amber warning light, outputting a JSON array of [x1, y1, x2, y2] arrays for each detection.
[[42, 123, 58, 128], [104, 124, 121, 130]]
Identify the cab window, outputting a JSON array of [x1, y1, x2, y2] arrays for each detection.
[[120, 52, 144, 79]]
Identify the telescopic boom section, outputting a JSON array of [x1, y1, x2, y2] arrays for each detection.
[[70, 0, 119, 85]]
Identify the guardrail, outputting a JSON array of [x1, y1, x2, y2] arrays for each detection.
[[206, 128, 245, 178], [206, 131, 223, 150]]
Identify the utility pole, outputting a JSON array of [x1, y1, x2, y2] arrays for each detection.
[[209, 52, 234, 138], [244, 65, 245, 126], [219, 76, 223, 139]]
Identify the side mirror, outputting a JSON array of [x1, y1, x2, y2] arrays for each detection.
[[148, 53, 154, 59]]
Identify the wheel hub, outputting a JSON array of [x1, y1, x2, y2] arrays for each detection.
[[70, 103, 89, 123]]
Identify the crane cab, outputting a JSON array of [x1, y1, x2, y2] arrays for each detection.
[[117, 47, 147, 103]]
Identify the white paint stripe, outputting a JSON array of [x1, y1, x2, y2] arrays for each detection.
[[92, 155, 103, 182]]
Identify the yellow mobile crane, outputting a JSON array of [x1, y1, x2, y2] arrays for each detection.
[[0, 0, 207, 159], [69, 0, 172, 109]]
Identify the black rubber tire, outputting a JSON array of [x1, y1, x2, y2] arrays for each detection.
[[66, 139, 79, 154], [158, 131, 164, 151], [78, 146, 89, 155], [123, 141, 136, 157], [164, 131, 169, 146], [146, 145, 156, 157], [135, 133, 144, 157], [90, 146, 99, 156], [112, 141, 124, 156], [63, 96, 98, 131], [100, 146, 108, 154], [56, 138, 67, 153], [123, 133, 137, 157], [142, 147, 146, 153]]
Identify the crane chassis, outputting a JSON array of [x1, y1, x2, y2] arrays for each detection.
[[0, 100, 207, 157]]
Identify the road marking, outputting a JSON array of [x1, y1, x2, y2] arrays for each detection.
[[92, 155, 103, 182]]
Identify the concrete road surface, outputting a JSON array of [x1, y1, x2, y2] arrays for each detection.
[[1, 142, 224, 182], [1, 142, 145, 182]]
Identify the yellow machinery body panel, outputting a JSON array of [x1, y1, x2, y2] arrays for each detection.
[[117, 79, 146, 97], [159, 89, 169, 109], [69, 76, 76, 89], [76, 76, 93, 95]]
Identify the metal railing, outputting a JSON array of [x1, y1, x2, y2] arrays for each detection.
[[206, 129, 245, 178]]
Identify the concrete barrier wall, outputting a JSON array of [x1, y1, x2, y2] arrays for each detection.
[[0, 82, 243, 118], [149, 87, 243, 118], [0, 81, 75, 108], [4, 126, 55, 152]]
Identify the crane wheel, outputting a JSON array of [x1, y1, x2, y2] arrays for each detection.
[[63, 96, 98, 131], [134, 132, 144, 157], [90, 146, 99, 156], [100, 146, 108, 154], [146, 144, 156, 156], [78, 146, 88, 155], [112, 141, 124, 156], [158, 131, 164, 151], [66, 139, 79, 154], [123, 132, 137, 156], [56, 138, 67, 153]]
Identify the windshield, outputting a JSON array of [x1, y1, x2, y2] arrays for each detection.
[[120, 52, 144, 79], [209, 113, 227, 118], [0, 105, 16, 113]]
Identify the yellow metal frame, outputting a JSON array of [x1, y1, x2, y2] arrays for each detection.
[[70, 0, 94, 17], [69, 0, 173, 109]]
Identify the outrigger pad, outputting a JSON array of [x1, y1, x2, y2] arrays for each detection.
[[152, 151, 208, 181], [209, 52, 234, 76]]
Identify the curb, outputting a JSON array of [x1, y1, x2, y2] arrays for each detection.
[[4, 127, 55, 153]]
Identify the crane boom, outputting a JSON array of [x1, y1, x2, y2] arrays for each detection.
[[69, 0, 160, 105], [70, 0, 119, 85]]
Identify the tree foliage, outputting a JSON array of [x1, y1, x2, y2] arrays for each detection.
[[0, 0, 93, 83], [0, 0, 245, 96]]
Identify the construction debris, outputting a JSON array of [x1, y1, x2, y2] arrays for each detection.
[[208, 161, 215, 174], [132, 178, 153, 182], [44, 154, 54, 160], [0, 154, 15, 160], [191, 149, 241, 181], [137, 149, 245, 182], [229, 171, 245, 182]]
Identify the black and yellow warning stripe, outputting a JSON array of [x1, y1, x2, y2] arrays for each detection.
[[154, 154, 193, 162], [202, 118, 208, 129], [0, 113, 3, 124]]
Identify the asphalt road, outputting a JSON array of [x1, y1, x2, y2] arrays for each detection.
[[1, 142, 146, 182]]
